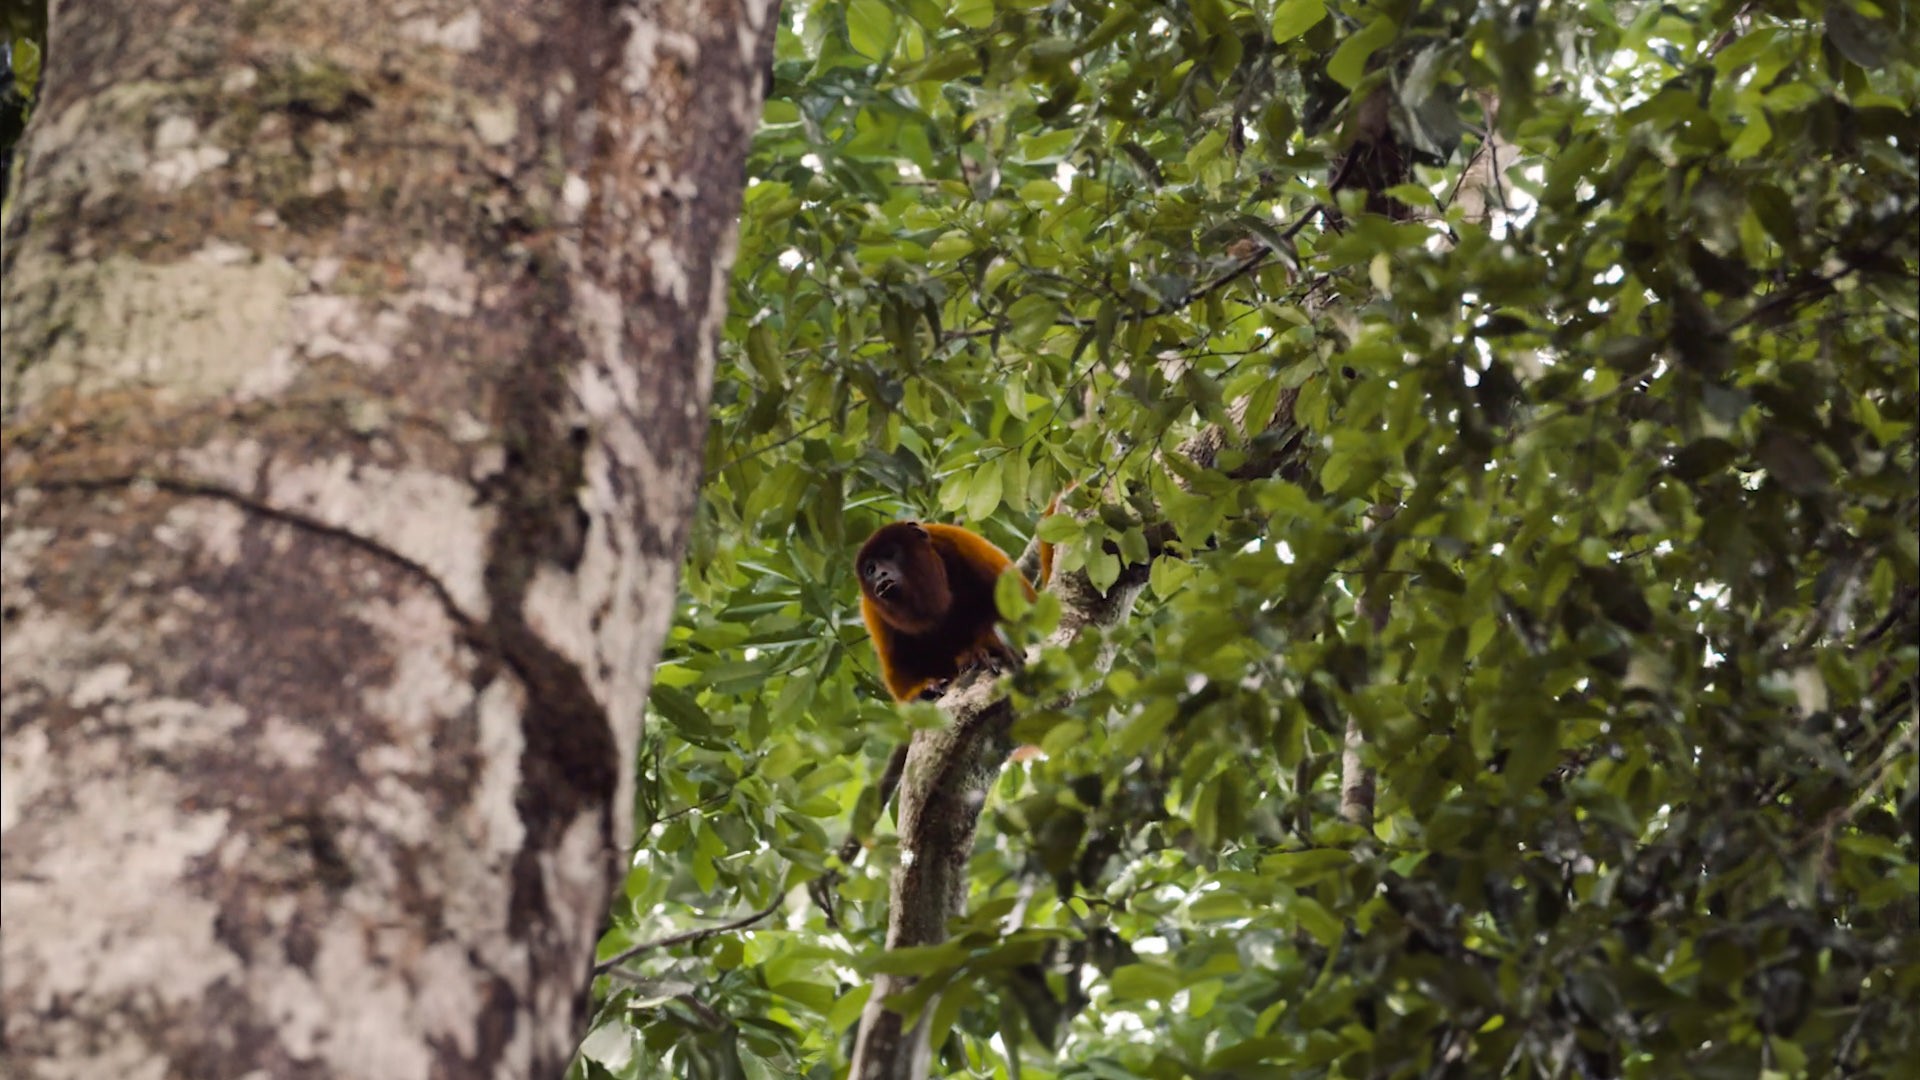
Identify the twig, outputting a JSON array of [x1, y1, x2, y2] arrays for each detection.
[[594, 896, 783, 972], [1854, 586, 1917, 648], [712, 417, 833, 473], [1728, 227, 1908, 333]]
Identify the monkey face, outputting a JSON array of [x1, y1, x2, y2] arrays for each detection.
[[857, 522, 952, 631], [862, 551, 905, 600]]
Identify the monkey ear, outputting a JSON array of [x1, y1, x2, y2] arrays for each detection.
[[909, 522, 928, 537]]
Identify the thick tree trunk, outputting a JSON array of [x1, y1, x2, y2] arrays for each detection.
[[0, 2, 775, 1077]]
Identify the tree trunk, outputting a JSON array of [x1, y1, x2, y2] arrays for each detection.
[[0, 2, 775, 1076]]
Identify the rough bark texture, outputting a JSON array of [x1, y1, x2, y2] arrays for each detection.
[[0, 1, 776, 1077]]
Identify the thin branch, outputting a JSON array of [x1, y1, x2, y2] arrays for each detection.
[[1798, 709, 1919, 863], [712, 416, 833, 473], [1052, 201, 1325, 332], [594, 896, 783, 972], [1855, 585, 1917, 648], [1728, 225, 1910, 333]]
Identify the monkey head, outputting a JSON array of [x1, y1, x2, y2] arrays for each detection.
[[856, 521, 952, 633]]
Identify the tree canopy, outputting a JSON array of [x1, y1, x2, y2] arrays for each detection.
[[260, 0, 1904, 1076]]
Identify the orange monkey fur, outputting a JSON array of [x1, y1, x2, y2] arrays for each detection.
[[1035, 487, 1069, 588], [857, 521, 1048, 703]]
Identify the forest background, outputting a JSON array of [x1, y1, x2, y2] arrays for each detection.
[[2, 0, 1916, 1078]]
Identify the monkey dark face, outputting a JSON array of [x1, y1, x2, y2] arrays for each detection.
[[862, 550, 904, 600], [857, 522, 952, 631]]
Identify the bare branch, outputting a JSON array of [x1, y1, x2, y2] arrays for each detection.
[[594, 896, 783, 973]]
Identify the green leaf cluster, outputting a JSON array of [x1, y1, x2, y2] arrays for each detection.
[[582, 1, 1918, 1077], [0, 0, 47, 200]]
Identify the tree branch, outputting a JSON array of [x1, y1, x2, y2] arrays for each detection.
[[847, 570, 1148, 1078], [847, 365, 1308, 1075], [594, 896, 783, 973]]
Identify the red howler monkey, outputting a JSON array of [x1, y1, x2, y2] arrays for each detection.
[[856, 521, 1036, 703], [827, 518, 1050, 890]]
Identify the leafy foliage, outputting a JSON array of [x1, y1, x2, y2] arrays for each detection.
[[0, 0, 46, 197], [581, 1, 1918, 1077]]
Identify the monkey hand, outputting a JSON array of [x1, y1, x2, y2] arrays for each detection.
[[957, 644, 1016, 677]]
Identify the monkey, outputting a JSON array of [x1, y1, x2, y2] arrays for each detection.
[[821, 519, 1048, 905], [856, 521, 1036, 703]]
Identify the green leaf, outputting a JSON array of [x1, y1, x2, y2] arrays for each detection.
[[1260, 848, 1352, 885], [1109, 962, 1183, 1003], [1327, 16, 1396, 89], [1270, 0, 1327, 45], [1018, 128, 1079, 163], [1207, 1036, 1296, 1069], [964, 456, 1005, 522], [927, 230, 975, 261], [1289, 896, 1343, 946], [651, 685, 715, 739], [844, 0, 894, 60], [1824, 0, 1890, 69], [689, 822, 724, 891], [1115, 697, 1178, 758], [1726, 108, 1772, 160], [578, 1022, 635, 1071], [900, 45, 980, 83], [1018, 178, 1064, 203], [950, 0, 993, 29], [1185, 130, 1228, 173], [865, 941, 969, 976], [1037, 510, 1081, 543], [1148, 555, 1194, 598], [1085, 546, 1121, 594], [10, 37, 40, 99]]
